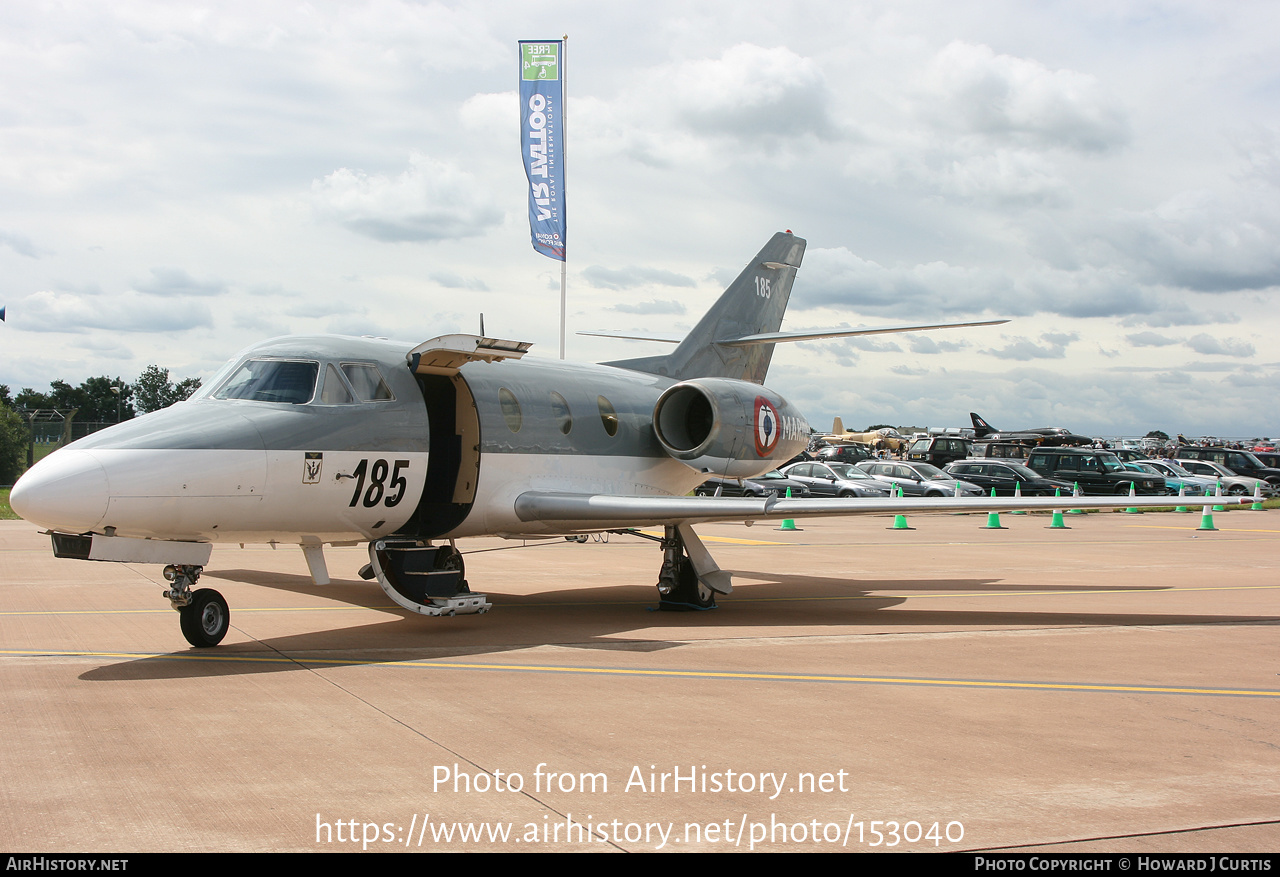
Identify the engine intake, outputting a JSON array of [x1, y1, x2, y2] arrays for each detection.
[[652, 379, 807, 479]]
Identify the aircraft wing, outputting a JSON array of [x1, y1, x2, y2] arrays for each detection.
[[513, 490, 1240, 532]]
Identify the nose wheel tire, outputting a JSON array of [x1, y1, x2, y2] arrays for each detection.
[[179, 588, 230, 648]]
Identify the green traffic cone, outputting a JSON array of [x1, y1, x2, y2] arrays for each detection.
[[1011, 481, 1027, 514], [1198, 504, 1218, 531], [1124, 482, 1141, 514], [1068, 483, 1086, 514], [983, 488, 1006, 529], [1174, 484, 1190, 514], [778, 487, 799, 530], [890, 483, 913, 530], [1251, 482, 1265, 511], [1212, 482, 1225, 513], [1048, 488, 1069, 529]]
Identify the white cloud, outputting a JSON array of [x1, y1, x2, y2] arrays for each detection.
[[1185, 333, 1255, 357], [311, 152, 503, 242], [460, 92, 518, 134], [583, 266, 697, 290], [982, 332, 1078, 360], [797, 247, 1024, 318], [1108, 190, 1280, 293], [135, 267, 227, 297], [611, 299, 687, 315], [917, 41, 1129, 153], [18, 290, 214, 334], [0, 229, 41, 258], [1126, 332, 1179, 347], [664, 44, 837, 141]]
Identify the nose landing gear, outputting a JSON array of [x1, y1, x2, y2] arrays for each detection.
[[163, 564, 229, 648]]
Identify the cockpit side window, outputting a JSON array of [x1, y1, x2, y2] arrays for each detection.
[[186, 358, 237, 402], [341, 363, 395, 401], [320, 364, 355, 404], [214, 359, 318, 404]]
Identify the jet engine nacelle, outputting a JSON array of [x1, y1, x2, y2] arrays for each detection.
[[652, 378, 809, 479]]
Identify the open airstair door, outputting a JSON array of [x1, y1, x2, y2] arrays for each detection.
[[366, 335, 531, 618], [398, 334, 531, 538]]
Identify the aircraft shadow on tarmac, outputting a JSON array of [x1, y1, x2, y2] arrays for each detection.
[[78, 566, 1280, 682]]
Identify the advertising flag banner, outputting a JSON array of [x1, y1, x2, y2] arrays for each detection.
[[519, 40, 566, 261]]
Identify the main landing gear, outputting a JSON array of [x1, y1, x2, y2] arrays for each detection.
[[658, 532, 715, 609], [567, 524, 731, 611], [163, 564, 229, 648], [655, 524, 722, 611]]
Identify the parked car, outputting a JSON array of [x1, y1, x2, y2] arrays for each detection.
[[1024, 448, 1165, 495], [780, 461, 892, 497], [1141, 460, 1218, 496], [814, 443, 873, 464], [1168, 459, 1278, 497], [1123, 461, 1203, 496], [972, 442, 1030, 460], [1173, 447, 1280, 488], [1252, 451, 1280, 470], [944, 460, 1074, 496], [904, 435, 972, 467], [696, 470, 811, 498], [855, 460, 983, 496]]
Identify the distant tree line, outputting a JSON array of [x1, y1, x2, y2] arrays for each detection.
[[0, 365, 201, 484]]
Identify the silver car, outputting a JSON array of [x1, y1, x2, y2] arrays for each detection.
[[1166, 459, 1277, 497], [780, 461, 891, 497], [1136, 460, 1212, 496], [855, 460, 983, 496]]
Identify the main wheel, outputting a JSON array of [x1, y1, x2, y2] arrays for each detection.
[[659, 557, 715, 611], [179, 588, 229, 648]]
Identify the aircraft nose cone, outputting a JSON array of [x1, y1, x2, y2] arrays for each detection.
[[10, 449, 110, 532]]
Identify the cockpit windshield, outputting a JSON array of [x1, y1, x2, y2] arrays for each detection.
[[213, 359, 318, 404]]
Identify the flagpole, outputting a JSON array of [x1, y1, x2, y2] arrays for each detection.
[[559, 34, 568, 360]]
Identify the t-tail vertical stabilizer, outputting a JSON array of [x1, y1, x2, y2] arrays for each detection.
[[599, 231, 1008, 384], [605, 231, 806, 384]]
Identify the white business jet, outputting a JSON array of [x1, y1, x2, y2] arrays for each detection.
[[10, 232, 1235, 647]]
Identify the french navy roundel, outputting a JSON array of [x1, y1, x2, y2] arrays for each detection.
[[754, 396, 780, 457]]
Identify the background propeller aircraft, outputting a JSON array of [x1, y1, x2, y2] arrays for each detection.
[[10, 232, 1238, 648], [813, 418, 910, 451]]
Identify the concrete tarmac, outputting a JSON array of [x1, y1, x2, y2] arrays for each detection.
[[1, 508, 1277, 853]]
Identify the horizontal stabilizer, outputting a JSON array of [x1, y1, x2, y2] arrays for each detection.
[[583, 319, 1008, 348], [718, 319, 1009, 347], [577, 331, 680, 344]]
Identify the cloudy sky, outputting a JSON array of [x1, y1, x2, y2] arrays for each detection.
[[2, 1, 1277, 438]]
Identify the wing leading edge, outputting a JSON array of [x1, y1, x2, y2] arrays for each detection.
[[513, 491, 1244, 533]]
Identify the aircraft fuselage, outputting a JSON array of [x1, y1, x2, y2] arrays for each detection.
[[12, 333, 805, 546]]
